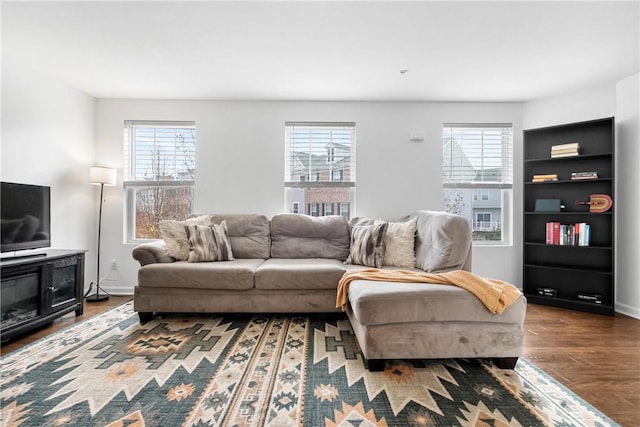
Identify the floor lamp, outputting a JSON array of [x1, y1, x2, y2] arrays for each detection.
[[85, 166, 117, 302]]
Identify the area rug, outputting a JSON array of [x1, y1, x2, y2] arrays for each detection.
[[0, 302, 617, 427]]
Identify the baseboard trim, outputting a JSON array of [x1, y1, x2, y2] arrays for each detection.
[[101, 284, 135, 296], [615, 301, 640, 319]]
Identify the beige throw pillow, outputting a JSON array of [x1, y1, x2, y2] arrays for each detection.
[[159, 215, 213, 260], [383, 219, 417, 268]]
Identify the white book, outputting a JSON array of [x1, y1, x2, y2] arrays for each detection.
[[551, 142, 580, 150], [551, 152, 580, 158]]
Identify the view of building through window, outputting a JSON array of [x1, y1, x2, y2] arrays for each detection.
[[124, 121, 196, 240], [442, 124, 513, 242], [284, 122, 356, 219]]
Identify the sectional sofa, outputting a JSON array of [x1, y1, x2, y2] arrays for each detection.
[[132, 211, 527, 369]]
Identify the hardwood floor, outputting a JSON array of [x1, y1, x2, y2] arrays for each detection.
[[2, 298, 638, 425], [523, 303, 640, 426], [0, 296, 132, 355]]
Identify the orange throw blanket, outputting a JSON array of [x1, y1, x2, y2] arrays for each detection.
[[336, 268, 522, 314]]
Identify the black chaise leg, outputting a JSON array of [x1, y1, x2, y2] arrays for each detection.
[[138, 312, 154, 324], [493, 357, 519, 369], [364, 358, 386, 372]]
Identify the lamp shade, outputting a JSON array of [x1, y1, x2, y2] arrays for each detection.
[[89, 166, 117, 186]]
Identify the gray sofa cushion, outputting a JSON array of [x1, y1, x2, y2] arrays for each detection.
[[348, 280, 527, 326], [137, 259, 264, 291], [254, 258, 347, 290], [409, 210, 472, 272], [192, 214, 271, 259], [270, 214, 350, 260]]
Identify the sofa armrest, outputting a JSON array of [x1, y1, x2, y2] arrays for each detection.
[[132, 241, 175, 266]]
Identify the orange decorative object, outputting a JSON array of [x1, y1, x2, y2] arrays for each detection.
[[575, 194, 613, 213]]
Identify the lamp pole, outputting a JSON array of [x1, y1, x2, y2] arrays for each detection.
[[86, 181, 109, 302]]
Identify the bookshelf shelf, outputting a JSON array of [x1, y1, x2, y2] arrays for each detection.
[[524, 153, 613, 163], [524, 263, 612, 275], [524, 294, 614, 316], [525, 178, 612, 185], [524, 211, 613, 215], [524, 242, 612, 250], [523, 117, 615, 315]]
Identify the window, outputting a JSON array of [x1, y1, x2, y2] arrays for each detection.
[[292, 202, 299, 214], [285, 122, 356, 219], [327, 147, 335, 163], [324, 203, 333, 216], [442, 123, 512, 243], [124, 121, 196, 241], [474, 189, 489, 201], [339, 203, 350, 219], [475, 212, 492, 230]]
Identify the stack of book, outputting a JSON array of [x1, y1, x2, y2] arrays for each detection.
[[577, 292, 603, 304], [571, 171, 598, 180], [532, 173, 558, 182], [551, 142, 580, 158], [545, 222, 590, 246]]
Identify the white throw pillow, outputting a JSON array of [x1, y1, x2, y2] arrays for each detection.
[[383, 219, 417, 268], [159, 215, 213, 260]]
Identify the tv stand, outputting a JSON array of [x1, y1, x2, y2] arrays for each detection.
[[1, 252, 48, 261], [1, 249, 86, 342]]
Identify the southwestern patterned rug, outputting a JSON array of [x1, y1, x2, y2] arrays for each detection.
[[0, 302, 617, 427]]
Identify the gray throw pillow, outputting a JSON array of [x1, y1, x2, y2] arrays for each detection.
[[185, 220, 235, 263], [346, 221, 388, 268]]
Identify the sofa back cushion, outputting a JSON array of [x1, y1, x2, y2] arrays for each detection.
[[190, 214, 271, 259], [270, 214, 350, 260], [408, 210, 472, 272]]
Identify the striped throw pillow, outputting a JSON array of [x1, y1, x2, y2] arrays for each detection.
[[185, 220, 235, 263], [346, 221, 388, 268]]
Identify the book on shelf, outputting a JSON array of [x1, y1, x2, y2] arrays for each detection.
[[551, 151, 580, 158], [552, 147, 580, 154], [544, 221, 590, 246], [532, 173, 558, 182], [571, 171, 598, 180], [577, 292, 603, 304], [551, 142, 580, 158], [551, 142, 580, 151]]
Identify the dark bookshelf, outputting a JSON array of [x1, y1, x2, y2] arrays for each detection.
[[523, 117, 615, 315]]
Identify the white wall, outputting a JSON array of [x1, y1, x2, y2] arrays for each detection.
[[1, 66, 97, 291], [522, 83, 616, 129], [96, 99, 523, 294], [523, 78, 640, 318], [615, 73, 640, 318]]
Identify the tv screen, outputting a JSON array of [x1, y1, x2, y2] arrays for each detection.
[[1, 182, 51, 253]]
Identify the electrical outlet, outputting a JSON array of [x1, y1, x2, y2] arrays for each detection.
[[110, 259, 117, 270]]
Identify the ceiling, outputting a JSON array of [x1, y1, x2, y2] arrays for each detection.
[[2, 1, 639, 102]]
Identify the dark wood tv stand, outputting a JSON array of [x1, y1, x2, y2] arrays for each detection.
[[1, 249, 86, 342]]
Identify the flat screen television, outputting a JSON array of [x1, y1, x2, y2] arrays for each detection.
[[1, 182, 51, 253]]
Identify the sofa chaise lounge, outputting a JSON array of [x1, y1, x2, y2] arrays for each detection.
[[132, 211, 527, 370]]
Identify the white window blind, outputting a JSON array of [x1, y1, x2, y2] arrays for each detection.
[[285, 122, 356, 188], [442, 123, 513, 244], [124, 120, 196, 241], [442, 124, 513, 189], [124, 121, 196, 185]]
